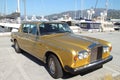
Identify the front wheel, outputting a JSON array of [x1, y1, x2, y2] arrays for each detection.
[[47, 54, 63, 79]]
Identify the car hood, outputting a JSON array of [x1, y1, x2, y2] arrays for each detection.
[[42, 33, 102, 51]]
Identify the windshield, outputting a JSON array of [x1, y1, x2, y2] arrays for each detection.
[[39, 23, 72, 35]]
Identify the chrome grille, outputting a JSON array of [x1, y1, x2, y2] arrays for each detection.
[[90, 45, 103, 63]]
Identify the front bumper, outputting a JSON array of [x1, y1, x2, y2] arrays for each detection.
[[65, 55, 113, 74]]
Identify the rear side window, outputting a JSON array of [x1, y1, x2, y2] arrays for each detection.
[[22, 23, 38, 35]]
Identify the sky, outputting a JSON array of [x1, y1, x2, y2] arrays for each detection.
[[0, 0, 120, 16]]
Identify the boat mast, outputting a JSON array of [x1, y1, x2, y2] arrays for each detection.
[[4, 0, 7, 22], [74, 0, 77, 19], [94, 0, 98, 10], [17, 0, 20, 13], [24, 0, 27, 21], [105, 0, 108, 19], [80, 0, 83, 18], [17, 0, 21, 23]]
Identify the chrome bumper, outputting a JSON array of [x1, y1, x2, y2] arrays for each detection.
[[65, 55, 113, 74]]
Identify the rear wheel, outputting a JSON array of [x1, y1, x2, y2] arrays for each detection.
[[14, 41, 22, 53], [47, 54, 63, 79]]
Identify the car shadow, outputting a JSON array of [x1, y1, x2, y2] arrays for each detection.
[[62, 65, 102, 79], [11, 44, 102, 79], [11, 45, 45, 66], [22, 51, 45, 66]]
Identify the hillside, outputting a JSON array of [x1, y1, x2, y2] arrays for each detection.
[[1, 8, 120, 20], [45, 8, 120, 20]]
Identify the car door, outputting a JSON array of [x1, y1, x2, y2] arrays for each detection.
[[29, 23, 47, 60], [17, 23, 31, 51], [26, 23, 39, 55]]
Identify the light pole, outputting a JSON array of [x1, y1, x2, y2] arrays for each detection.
[[87, 8, 95, 20], [87, 10, 90, 19], [100, 11, 107, 21], [100, 11, 107, 32]]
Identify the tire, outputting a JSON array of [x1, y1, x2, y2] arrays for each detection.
[[14, 41, 22, 53], [47, 54, 63, 79]]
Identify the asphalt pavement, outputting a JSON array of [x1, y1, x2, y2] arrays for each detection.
[[0, 32, 120, 80]]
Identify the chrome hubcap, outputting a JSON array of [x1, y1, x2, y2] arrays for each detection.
[[49, 58, 55, 74]]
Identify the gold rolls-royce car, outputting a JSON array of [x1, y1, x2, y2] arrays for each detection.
[[11, 21, 113, 79]]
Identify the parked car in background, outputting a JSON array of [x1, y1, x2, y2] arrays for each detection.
[[63, 21, 82, 33]]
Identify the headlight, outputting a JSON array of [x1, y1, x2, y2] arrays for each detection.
[[78, 51, 89, 59], [103, 46, 109, 53]]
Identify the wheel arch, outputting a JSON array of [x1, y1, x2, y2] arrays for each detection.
[[45, 51, 64, 69]]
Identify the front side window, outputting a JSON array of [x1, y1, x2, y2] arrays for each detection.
[[29, 24, 37, 35], [39, 23, 72, 35], [22, 24, 31, 33]]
